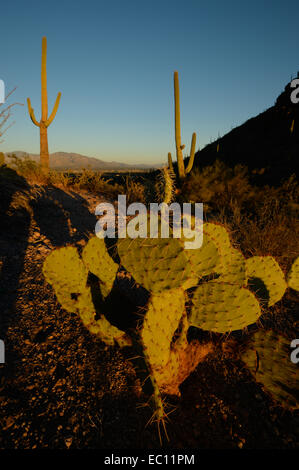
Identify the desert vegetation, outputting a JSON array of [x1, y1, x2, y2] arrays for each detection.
[[0, 36, 298, 450]]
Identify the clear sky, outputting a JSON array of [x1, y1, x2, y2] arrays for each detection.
[[1, 0, 298, 164]]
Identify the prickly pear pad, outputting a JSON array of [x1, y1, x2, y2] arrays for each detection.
[[43, 246, 90, 313], [118, 237, 192, 293], [203, 223, 246, 285], [245, 256, 287, 306], [240, 329, 299, 410], [182, 232, 221, 280], [189, 280, 261, 333], [218, 247, 246, 286], [141, 288, 186, 368], [82, 236, 118, 298], [287, 256, 299, 291], [43, 246, 130, 347]]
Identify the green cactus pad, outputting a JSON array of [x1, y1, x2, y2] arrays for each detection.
[[189, 281, 261, 333], [203, 223, 246, 286], [287, 256, 299, 291], [240, 329, 299, 410], [43, 246, 129, 347], [203, 222, 231, 252], [82, 236, 119, 298], [118, 236, 192, 293], [182, 231, 221, 281], [218, 247, 246, 286], [141, 289, 186, 369], [245, 256, 287, 306], [43, 246, 89, 312]]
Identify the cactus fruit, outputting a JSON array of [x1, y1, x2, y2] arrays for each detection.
[[173, 71, 197, 180], [82, 236, 118, 298], [240, 329, 299, 410], [245, 256, 287, 306], [287, 256, 299, 291], [27, 37, 61, 173], [190, 281, 261, 333]]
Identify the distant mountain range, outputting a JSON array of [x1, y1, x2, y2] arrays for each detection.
[[4, 151, 163, 171]]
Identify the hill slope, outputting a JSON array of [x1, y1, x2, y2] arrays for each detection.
[[192, 78, 299, 184]]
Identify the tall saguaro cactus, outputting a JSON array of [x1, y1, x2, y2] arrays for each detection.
[[27, 37, 61, 173], [173, 71, 197, 180]]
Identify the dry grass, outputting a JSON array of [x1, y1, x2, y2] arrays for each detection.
[[181, 160, 299, 270]]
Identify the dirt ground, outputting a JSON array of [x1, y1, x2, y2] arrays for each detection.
[[0, 180, 298, 449]]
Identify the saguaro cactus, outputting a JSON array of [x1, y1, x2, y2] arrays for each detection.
[[173, 71, 197, 180], [27, 37, 61, 173]]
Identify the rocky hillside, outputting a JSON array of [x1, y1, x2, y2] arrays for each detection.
[[192, 76, 299, 184]]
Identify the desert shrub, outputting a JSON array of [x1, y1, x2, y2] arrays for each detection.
[[73, 168, 124, 199], [180, 160, 299, 267], [48, 170, 72, 188], [181, 160, 253, 212], [6, 154, 46, 183], [124, 175, 146, 204]]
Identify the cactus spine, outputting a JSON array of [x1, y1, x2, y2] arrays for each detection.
[[173, 71, 197, 180], [290, 119, 295, 133], [27, 37, 61, 173]]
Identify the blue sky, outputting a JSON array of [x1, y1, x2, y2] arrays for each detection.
[[0, 0, 298, 164]]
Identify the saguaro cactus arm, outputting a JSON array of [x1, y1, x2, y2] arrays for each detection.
[[185, 132, 196, 174], [45, 92, 61, 127], [27, 98, 40, 127], [167, 152, 174, 172], [173, 71, 197, 180], [174, 71, 185, 179]]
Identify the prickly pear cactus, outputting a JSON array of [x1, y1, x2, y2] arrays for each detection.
[[42, 219, 296, 429], [245, 256, 287, 306], [42, 243, 130, 346], [82, 236, 118, 298], [117, 236, 192, 293], [240, 329, 299, 410], [189, 280, 261, 333], [43, 246, 91, 313], [182, 232, 220, 281], [287, 256, 299, 291], [141, 289, 186, 369]]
